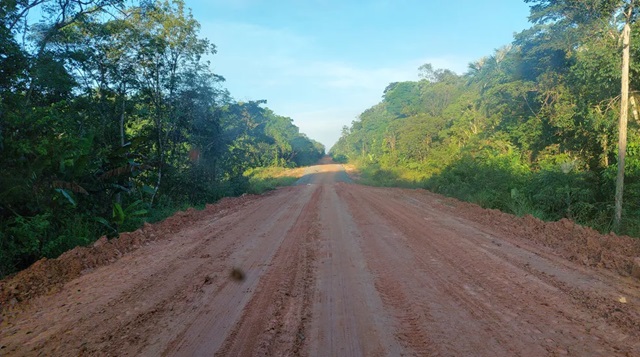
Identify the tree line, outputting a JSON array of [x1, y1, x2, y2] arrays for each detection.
[[0, 0, 324, 277], [331, 0, 640, 237]]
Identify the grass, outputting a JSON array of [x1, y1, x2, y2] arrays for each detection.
[[349, 161, 640, 237], [244, 166, 307, 194], [352, 163, 426, 188]]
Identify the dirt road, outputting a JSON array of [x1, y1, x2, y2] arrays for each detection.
[[2, 163, 640, 356]]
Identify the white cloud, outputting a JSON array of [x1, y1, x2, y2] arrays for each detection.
[[198, 20, 470, 149], [291, 107, 361, 150]]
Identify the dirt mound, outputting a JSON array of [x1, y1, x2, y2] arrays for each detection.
[[0, 193, 262, 313], [423, 190, 640, 279]]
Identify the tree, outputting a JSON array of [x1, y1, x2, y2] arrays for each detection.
[[1, 0, 324, 277], [418, 63, 457, 83], [331, 1, 640, 235], [523, 0, 637, 231]]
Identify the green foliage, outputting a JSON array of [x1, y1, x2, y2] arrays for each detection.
[[331, 153, 348, 163], [41, 216, 94, 258], [508, 188, 548, 220], [96, 200, 149, 235], [244, 167, 302, 194], [0, 0, 322, 278], [425, 144, 529, 211], [332, 8, 640, 237], [526, 167, 598, 221], [220, 102, 324, 173], [6, 214, 52, 266]]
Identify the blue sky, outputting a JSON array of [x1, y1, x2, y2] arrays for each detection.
[[185, 0, 533, 150]]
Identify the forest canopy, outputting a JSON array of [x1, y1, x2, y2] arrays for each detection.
[[331, 0, 640, 237], [0, 0, 324, 277]]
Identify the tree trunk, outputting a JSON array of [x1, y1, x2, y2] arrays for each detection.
[[115, 96, 126, 206], [614, 23, 631, 232], [120, 97, 126, 147], [150, 89, 164, 208]]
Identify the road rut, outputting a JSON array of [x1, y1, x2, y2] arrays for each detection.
[[1, 163, 639, 356]]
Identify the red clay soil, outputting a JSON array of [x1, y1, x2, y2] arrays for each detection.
[[1, 164, 640, 356]]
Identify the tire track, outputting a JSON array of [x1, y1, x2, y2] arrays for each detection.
[[306, 181, 406, 357], [214, 185, 321, 356], [3, 163, 640, 356], [341, 183, 638, 356]]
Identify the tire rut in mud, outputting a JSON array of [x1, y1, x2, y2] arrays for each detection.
[[3, 164, 640, 356], [214, 186, 321, 356], [338, 182, 638, 355]]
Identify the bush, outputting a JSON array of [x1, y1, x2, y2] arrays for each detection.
[[5, 213, 52, 270], [525, 167, 598, 222], [331, 154, 348, 163], [425, 148, 528, 211], [244, 166, 300, 194], [41, 215, 93, 258]]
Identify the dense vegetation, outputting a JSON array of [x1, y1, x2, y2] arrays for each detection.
[[0, 0, 323, 277], [331, 0, 640, 237]]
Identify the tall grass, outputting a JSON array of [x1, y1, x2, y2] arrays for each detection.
[[244, 166, 305, 194]]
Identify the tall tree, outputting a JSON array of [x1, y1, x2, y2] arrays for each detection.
[[0, 0, 323, 277], [523, 0, 637, 231]]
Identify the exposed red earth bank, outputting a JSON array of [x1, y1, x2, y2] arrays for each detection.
[[2, 160, 640, 356]]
